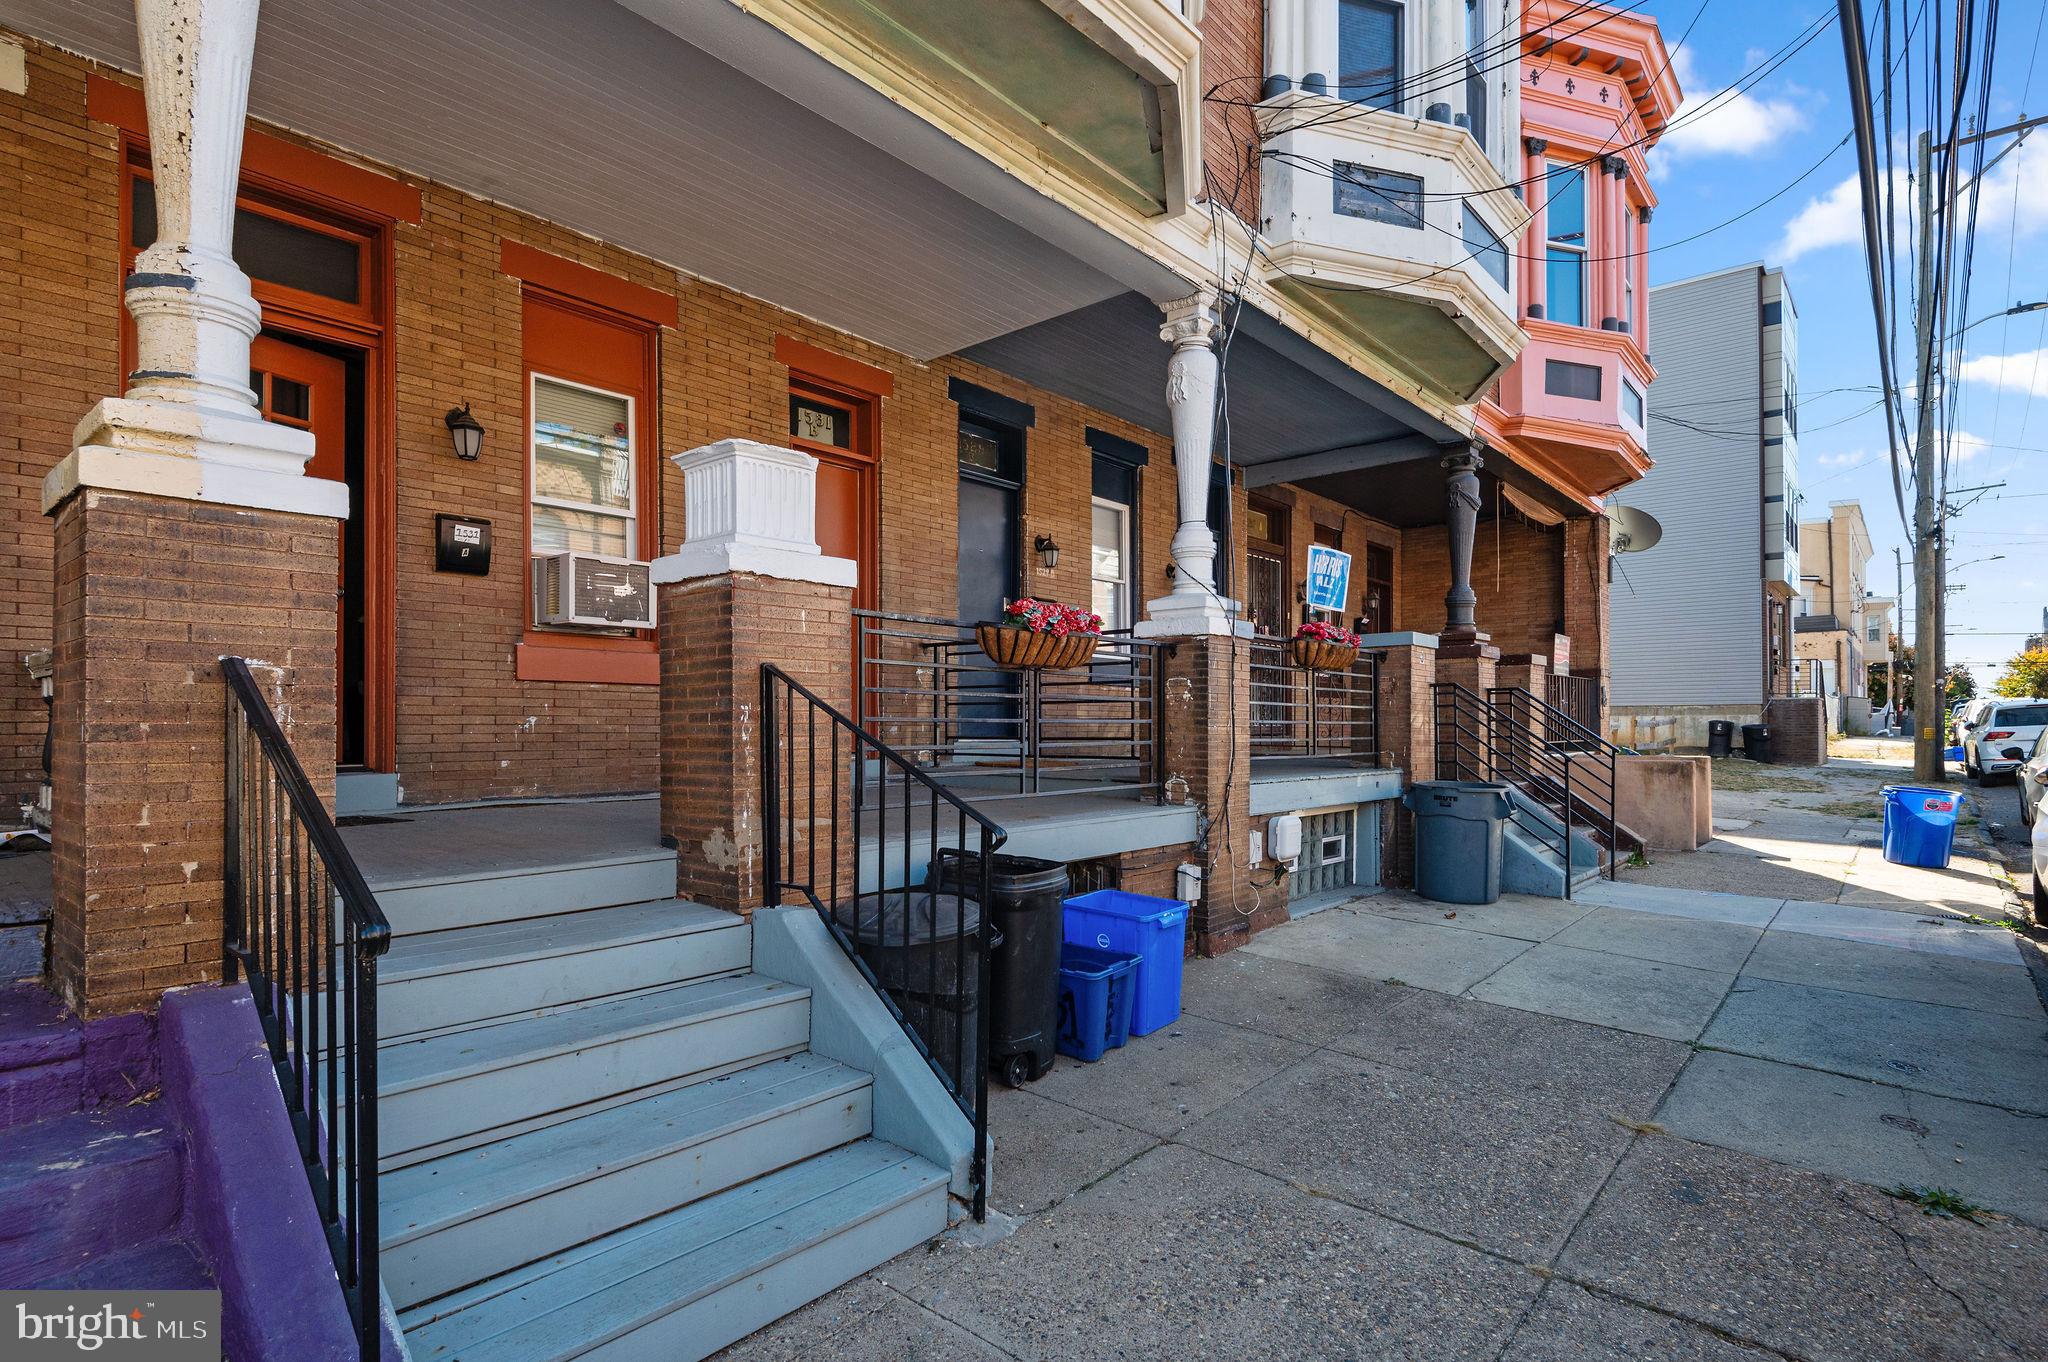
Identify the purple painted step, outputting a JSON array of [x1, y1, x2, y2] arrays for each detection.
[[0, 982, 155, 1127], [0, 1103, 184, 1285], [48, 1236, 214, 1291]]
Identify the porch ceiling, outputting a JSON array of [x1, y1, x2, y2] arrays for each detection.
[[1, 0, 1161, 360], [1294, 458, 1589, 530], [960, 292, 1459, 464]]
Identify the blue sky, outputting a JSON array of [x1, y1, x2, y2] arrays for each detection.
[[1635, 0, 2046, 680]]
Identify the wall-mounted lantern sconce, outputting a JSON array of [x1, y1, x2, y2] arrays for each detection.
[[444, 403, 486, 461], [1033, 533, 1060, 571]]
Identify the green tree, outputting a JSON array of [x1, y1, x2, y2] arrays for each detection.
[[1993, 646, 2048, 698], [1945, 666, 1976, 704]]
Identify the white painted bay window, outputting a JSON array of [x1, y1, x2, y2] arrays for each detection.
[[1338, 0, 1403, 107]]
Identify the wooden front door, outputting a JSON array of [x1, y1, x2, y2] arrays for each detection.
[[789, 387, 879, 698], [250, 333, 351, 758]]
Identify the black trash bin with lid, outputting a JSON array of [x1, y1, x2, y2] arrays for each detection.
[[932, 850, 1067, 1087], [1706, 719, 1734, 759], [1741, 723, 1773, 762], [830, 888, 987, 1098]]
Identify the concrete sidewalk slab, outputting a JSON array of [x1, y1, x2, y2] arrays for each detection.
[[1548, 907, 1765, 974], [1466, 943, 1737, 1041], [982, 1087, 1158, 1219], [1704, 833, 1864, 864], [1026, 1013, 1311, 1138], [1179, 951, 1412, 1047], [1656, 1051, 2048, 1227], [898, 1142, 1543, 1361], [717, 1277, 1008, 1361], [1355, 893, 1593, 942], [1574, 879, 1785, 928], [1501, 1281, 1778, 1362], [1178, 1050, 1634, 1262], [1701, 978, 2048, 1115], [1558, 1136, 2048, 1362], [1771, 900, 2022, 965], [1323, 987, 1691, 1120], [1242, 908, 1532, 994], [1741, 928, 2042, 1017]]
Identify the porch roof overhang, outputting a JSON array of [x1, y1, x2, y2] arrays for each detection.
[[9, 0, 1201, 361]]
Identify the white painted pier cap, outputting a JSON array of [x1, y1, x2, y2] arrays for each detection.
[[651, 439, 857, 587]]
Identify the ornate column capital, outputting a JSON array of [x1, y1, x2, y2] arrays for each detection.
[[1159, 290, 1223, 349], [1440, 441, 1485, 478]]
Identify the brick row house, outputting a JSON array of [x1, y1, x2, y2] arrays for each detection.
[[0, 0, 1676, 1357]]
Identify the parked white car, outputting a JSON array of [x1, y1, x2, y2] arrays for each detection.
[[2028, 732, 2048, 921], [1961, 697, 2048, 785]]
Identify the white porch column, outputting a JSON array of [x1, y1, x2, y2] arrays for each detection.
[[1137, 290, 1247, 640], [44, 0, 339, 517]]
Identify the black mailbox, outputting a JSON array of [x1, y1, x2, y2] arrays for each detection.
[[435, 515, 491, 575]]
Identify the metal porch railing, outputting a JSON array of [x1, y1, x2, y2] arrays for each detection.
[[1248, 636, 1383, 760], [222, 657, 388, 1360], [854, 609, 1167, 799], [761, 663, 1002, 1222]]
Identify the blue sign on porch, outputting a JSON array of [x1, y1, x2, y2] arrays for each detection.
[[1303, 544, 1352, 613]]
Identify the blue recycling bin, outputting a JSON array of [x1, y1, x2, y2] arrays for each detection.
[[1880, 785, 1966, 868], [1062, 890, 1189, 1037]]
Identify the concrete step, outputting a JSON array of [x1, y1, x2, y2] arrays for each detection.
[[375, 975, 812, 1167], [370, 849, 680, 936], [0, 1104, 183, 1284], [378, 901, 748, 1039], [400, 1139, 949, 1362], [383, 1053, 874, 1309]]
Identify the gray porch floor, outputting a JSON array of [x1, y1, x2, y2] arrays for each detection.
[[340, 797, 662, 888]]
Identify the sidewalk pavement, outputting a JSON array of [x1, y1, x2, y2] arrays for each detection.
[[721, 740, 2048, 1362]]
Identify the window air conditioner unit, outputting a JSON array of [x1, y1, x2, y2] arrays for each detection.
[[531, 551, 655, 629]]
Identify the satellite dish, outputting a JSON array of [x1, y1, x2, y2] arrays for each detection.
[[1608, 504, 1663, 555]]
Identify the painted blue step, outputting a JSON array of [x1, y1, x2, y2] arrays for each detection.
[[370, 849, 680, 936], [46, 1235, 214, 1291], [0, 1104, 183, 1284], [375, 975, 812, 1166], [383, 1053, 873, 1309], [378, 901, 748, 1039], [400, 1140, 948, 1362]]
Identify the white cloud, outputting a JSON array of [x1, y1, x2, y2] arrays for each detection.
[[1957, 348, 2048, 397], [1939, 429, 1991, 463], [1815, 448, 1866, 468], [1775, 169, 1915, 261], [1656, 46, 1809, 160]]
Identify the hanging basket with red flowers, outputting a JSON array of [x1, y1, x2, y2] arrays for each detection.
[[976, 599, 1104, 670], [1289, 620, 1361, 672]]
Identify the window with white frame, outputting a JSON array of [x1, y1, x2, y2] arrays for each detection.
[[1544, 161, 1588, 327], [1091, 497, 1131, 634], [531, 375, 637, 558], [1338, 0, 1402, 108]]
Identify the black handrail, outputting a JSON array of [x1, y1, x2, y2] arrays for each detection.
[[222, 657, 388, 1360], [761, 663, 1003, 1222], [1488, 684, 1630, 867], [1248, 636, 1383, 760]]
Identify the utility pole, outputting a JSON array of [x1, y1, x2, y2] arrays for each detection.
[[1910, 128, 1941, 779], [1907, 115, 2047, 779]]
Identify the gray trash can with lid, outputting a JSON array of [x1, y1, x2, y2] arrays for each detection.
[[1399, 780, 1514, 905], [830, 889, 986, 1097]]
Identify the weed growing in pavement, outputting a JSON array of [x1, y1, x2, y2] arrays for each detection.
[[1884, 1185, 1988, 1221]]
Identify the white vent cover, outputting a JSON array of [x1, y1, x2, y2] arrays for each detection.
[[531, 551, 655, 629]]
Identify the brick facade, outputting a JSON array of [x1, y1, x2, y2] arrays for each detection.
[[48, 489, 337, 1017], [1397, 517, 1566, 657], [1158, 634, 1276, 952], [0, 35, 1173, 809]]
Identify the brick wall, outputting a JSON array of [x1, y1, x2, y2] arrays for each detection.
[[1397, 517, 1565, 656], [0, 39, 123, 812], [0, 35, 1177, 807], [49, 490, 337, 1016], [1197, 0, 1264, 223]]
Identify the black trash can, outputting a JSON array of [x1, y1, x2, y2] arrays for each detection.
[[933, 850, 1067, 1087], [1706, 719, 1735, 759], [831, 889, 986, 1098], [1741, 723, 1773, 762]]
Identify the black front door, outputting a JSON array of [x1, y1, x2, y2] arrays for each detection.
[[957, 417, 1023, 743]]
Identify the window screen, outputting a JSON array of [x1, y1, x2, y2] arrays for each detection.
[[1544, 359, 1602, 400], [1334, 161, 1424, 228], [132, 175, 361, 304], [1337, 0, 1402, 108]]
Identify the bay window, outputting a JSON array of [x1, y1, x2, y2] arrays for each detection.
[[1338, 0, 1402, 108]]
